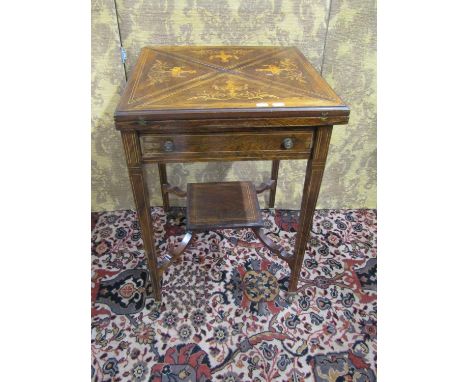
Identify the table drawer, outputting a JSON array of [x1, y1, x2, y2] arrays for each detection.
[[139, 131, 314, 162]]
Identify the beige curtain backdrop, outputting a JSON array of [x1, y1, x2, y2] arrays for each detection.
[[92, 0, 376, 212]]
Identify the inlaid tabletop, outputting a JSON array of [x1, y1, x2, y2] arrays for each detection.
[[115, 46, 349, 121]]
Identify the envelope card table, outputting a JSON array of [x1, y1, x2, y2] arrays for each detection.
[[114, 46, 349, 301]]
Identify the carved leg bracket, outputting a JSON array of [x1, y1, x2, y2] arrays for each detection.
[[253, 228, 293, 266], [162, 183, 187, 198], [158, 231, 193, 271], [255, 180, 277, 194]]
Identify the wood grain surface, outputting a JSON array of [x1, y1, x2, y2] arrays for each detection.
[[114, 46, 349, 123]]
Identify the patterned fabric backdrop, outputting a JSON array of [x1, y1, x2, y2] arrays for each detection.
[[92, 0, 376, 212]]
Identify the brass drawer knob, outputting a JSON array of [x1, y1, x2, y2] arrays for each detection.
[[282, 137, 294, 150], [163, 140, 174, 152]]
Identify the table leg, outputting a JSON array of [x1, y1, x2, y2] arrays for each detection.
[[288, 126, 333, 293], [122, 131, 162, 301], [158, 163, 170, 211], [269, 160, 280, 208]]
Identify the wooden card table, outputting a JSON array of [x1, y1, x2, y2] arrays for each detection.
[[114, 46, 349, 301]]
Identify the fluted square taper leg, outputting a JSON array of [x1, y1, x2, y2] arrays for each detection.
[[121, 131, 162, 301], [288, 126, 333, 293]]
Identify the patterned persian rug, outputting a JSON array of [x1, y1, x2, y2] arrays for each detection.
[[91, 208, 377, 382]]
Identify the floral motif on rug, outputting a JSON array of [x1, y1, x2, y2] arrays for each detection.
[[92, 208, 377, 381]]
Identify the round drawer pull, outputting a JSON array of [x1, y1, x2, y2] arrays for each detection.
[[163, 140, 174, 152], [282, 137, 294, 150]]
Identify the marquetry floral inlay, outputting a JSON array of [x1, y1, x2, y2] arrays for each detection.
[[146, 60, 197, 84], [188, 79, 279, 101], [192, 49, 254, 63], [255, 58, 306, 84]]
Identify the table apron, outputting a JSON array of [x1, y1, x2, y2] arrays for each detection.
[[139, 130, 314, 163]]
